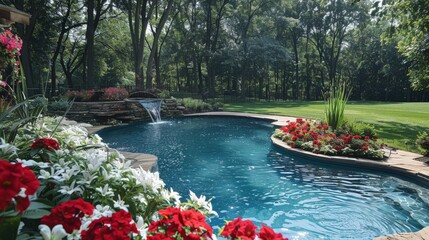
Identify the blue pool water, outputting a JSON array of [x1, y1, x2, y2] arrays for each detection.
[[98, 117, 429, 240]]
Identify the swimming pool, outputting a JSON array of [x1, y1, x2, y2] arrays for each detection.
[[98, 117, 429, 239]]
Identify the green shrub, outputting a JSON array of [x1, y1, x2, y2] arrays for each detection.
[[324, 83, 351, 130], [48, 98, 72, 112], [343, 121, 377, 139], [180, 98, 221, 112], [416, 131, 429, 156], [159, 90, 171, 99]]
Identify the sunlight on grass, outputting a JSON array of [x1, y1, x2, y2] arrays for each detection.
[[224, 101, 429, 153]]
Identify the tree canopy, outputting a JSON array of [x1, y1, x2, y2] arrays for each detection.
[[2, 0, 428, 101]]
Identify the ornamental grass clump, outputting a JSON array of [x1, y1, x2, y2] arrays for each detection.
[[273, 118, 384, 160], [323, 83, 351, 130]]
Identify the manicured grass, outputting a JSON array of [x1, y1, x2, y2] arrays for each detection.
[[224, 101, 429, 153]]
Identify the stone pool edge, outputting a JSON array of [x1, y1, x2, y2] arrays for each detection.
[[85, 124, 158, 172]]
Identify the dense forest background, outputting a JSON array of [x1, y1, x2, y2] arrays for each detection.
[[2, 0, 429, 101]]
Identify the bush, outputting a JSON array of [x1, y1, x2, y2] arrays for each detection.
[[416, 131, 429, 156], [159, 90, 171, 99], [48, 98, 71, 112], [64, 89, 95, 102], [341, 121, 377, 140], [100, 87, 129, 101], [179, 98, 223, 112]]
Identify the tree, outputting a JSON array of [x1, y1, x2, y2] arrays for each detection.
[[146, 0, 174, 89], [304, 0, 366, 88]]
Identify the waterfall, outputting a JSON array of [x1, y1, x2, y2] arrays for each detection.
[[138, 99, 162, 122]]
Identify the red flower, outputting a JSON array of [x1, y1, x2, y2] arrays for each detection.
[[81, 210, 138, 240], [353, 135, 361, 139], [148, 207, 212, 240], [296, 118, 304, 124], [221, 217, 257, 239], [364, 136, 370, 141], [41, 198, 95, 233], [258, 225, 288, 240], [322, 125, 329, 130], [361, 145, 369, 151], [0, 160, 39, 213], [31, 138, 60, 151]]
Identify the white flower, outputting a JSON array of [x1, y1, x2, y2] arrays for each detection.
[[39, 168, 64, 181], [77, 171, 97, 185], [113, 195, 129, 211], [0, 138, 18, 155], [189, 191, 218, 217], [39, 224, 68, 240], [161, 188, 181, 206], [58, 181, 83, 195], [17, 159, 49, 168], [95, 184, 114, 197], [136, 216, 148, 239], [93, 204, 113, 218], [131, 167, 165, 191]]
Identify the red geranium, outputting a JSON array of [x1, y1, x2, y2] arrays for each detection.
[[31, 138, 60, 151], [258, 225, 288, 240], [41, 198, 95, 233], [148, 207, 212, 240], [221, 217, 257, 240], [0, 160, 39, 213], [221, 217, 287, 240], [81, 210, 138, 240]]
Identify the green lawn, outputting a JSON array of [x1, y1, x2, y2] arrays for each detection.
[[224, 101, 429, 153]]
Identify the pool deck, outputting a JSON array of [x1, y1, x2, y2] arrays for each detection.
[[85, 112, 429, 240]]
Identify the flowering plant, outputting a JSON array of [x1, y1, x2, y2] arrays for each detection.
[[220, 217, 287, 240], [0, 29, 22, 89], [0, 116, 290, 239], [0, 160, 40, 214], [64, 89, 96, 102], [40, 198, 139, 240], [30, 138, 60, 152], [273, 118, 384, 160], [101, 87, 129, 101], [147, 207, 213, 239]]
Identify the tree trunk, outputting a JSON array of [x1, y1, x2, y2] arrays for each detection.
[[86, 0, 95, 88]]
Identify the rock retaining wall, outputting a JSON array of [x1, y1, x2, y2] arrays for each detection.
[[51, 99, 184, 123]]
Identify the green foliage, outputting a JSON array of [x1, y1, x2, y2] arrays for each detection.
[[48, 98, 72, 112], [416, 132, 429, 156], [179, 98, 223, 112], [323, 83, 351, 130], [342, 121, 377, 139], [159, 90, 171, 99]]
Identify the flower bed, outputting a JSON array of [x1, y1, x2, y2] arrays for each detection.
[[0, 117, 287, 239], [273, 119, 384, 160]]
